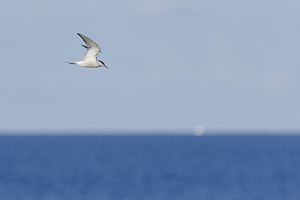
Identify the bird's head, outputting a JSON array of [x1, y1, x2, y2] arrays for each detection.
[[98, 60, 108, 68]]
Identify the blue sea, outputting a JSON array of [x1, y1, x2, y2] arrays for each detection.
[[0, 135, 300, 200]]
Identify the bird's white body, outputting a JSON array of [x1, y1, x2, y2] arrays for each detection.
[[68, 33, 107, 68], [73, 60, 102, 68]]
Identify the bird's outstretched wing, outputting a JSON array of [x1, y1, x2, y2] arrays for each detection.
[[77, 33, 101, 61]]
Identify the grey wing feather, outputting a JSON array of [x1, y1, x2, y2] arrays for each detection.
[[77, 33, 101, 60]]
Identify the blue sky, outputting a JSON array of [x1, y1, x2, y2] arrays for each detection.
[[1, 0, 300, 133]]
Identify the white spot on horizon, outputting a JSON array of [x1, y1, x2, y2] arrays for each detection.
[[193, 125, 205, 136]]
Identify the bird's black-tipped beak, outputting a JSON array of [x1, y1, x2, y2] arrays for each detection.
[[104, 65, 108, 69]]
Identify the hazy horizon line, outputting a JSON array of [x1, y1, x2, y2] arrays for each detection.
[[0, 130, 300, 136]]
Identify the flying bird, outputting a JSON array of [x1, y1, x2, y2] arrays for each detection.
[[67, 33, 108, 68]]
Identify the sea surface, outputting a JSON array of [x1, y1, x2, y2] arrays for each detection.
[[0, 135, 300, 200]]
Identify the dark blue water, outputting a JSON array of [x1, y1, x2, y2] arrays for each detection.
[[0, 135, 300, 200]]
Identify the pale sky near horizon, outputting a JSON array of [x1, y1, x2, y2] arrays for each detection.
[[1, 0, 300, 133]]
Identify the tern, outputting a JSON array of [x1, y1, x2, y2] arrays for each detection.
[[67, 33, 108, 68]]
